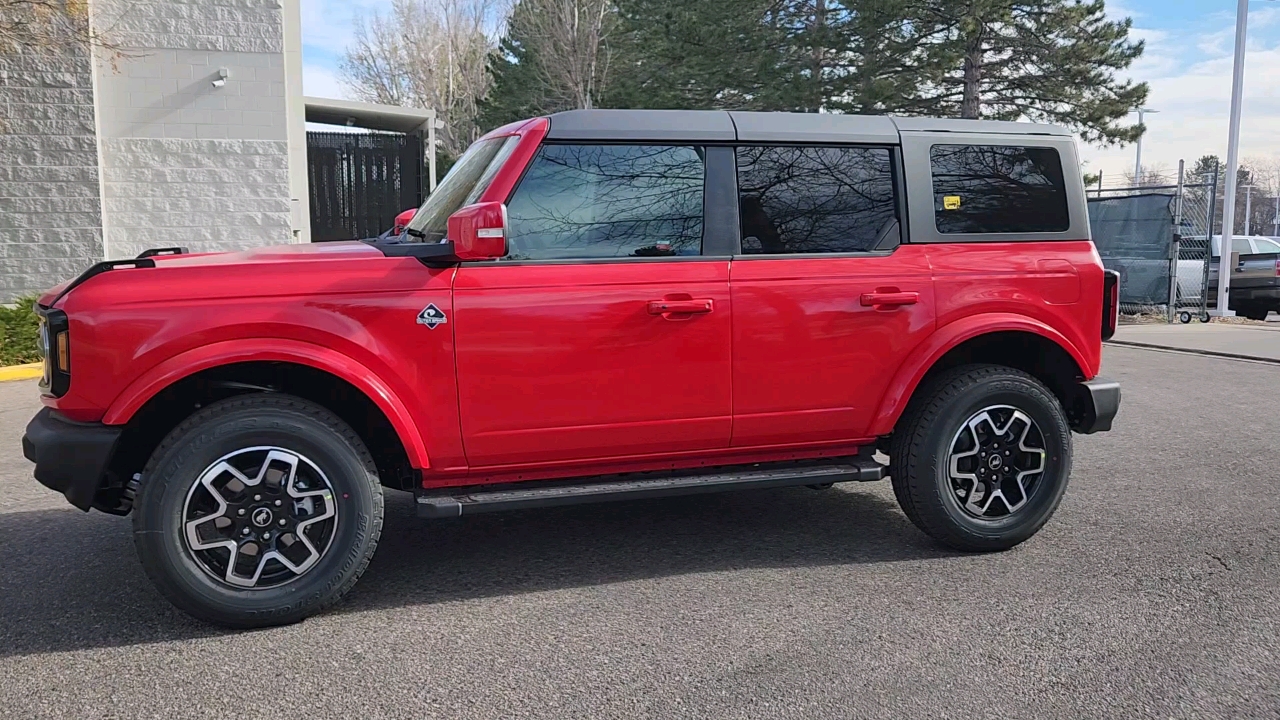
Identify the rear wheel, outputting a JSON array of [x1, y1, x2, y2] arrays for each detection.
[[1241, 306, 1270, 321], [132, 394, 384, 628], [889, 365, 1072, 552]]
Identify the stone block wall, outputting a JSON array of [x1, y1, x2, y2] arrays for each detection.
[[93, 0, 293, 259], [0, 43, 104, 300]]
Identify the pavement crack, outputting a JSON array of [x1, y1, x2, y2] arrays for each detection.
[[1208, 553, 1232, 571]]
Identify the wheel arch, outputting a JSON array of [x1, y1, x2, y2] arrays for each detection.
[[98, 340, 428, 509], [869, 315, 1092, 437]]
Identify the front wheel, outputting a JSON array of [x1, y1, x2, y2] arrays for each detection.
[[889, 365, 1072, 552], [132, 394, 384, 628]]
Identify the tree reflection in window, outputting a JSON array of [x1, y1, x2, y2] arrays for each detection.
[[930, 145, 1070, 234], [736, 146, 897, 255], [505, 145, 705, 260]]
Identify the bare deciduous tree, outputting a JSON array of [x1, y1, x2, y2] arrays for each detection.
[[1, 0, 87, 53], [340, 0, 500, 157], [1121, 164, 1172, 188], [511, 0, 615, 111]]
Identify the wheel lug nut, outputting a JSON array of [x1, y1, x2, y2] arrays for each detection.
[[279, 519, 287, 526], [237, 509, 246, 516], [242, 528, 250, 535], [253, 494, 262, 502], [274, 500, 282, 507]]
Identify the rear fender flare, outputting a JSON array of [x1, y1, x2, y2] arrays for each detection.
[[867, 314, 1090, 437], [101, 338, 430, 468]]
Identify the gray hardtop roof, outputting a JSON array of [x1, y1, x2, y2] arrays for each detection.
[[544, 109, 1070, 143]]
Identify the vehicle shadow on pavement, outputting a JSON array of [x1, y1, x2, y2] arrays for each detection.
[[343, 485, 949, 613], [0, 485, 949, 657]]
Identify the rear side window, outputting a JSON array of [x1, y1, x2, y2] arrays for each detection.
[[930, 145, 1070, 234], [505, 144, 705, 260], [736, 146, 897, 254]]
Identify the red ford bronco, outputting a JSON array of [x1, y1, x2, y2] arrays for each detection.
[[23, 110, 1120, 627]]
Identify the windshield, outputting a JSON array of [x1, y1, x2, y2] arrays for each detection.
[[403, 135, 520, 243]]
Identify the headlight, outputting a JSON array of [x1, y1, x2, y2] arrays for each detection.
[[35, 306, 70, 397]]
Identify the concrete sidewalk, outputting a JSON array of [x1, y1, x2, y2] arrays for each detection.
[[1109, 322, 1280, 362]]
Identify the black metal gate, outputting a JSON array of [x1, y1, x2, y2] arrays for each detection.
[[307, 132, 424, 242]]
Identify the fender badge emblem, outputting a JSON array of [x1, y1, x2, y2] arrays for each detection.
[[417, 303, 447, 329]]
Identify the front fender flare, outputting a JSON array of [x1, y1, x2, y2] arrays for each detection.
[[866, 313, 1090, 437], [102, 338, 430, 469]]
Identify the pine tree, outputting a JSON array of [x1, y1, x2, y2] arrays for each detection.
[[477, 30, 545, 131], [606, 0, 790, 110], [477, 0, 616, 133], [907, 0, 1148, 145]]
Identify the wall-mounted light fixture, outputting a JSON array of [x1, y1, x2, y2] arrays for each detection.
[[212, 68, 228, 88]]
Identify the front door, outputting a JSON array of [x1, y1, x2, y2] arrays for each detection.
[[453, 143, 733, 468], [729, 144, 937, 447]]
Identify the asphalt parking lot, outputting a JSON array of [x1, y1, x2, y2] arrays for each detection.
[[1, 345, 1278, 719]]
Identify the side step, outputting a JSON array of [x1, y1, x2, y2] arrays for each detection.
[[416, 459, 885, 518]]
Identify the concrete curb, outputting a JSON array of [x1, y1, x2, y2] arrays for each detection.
[[0, 363, 42, 382], [1106, 340, 1280, 366]]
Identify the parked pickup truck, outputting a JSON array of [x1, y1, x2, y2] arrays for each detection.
[[22, 110, 1121, 628], [1176, 235, 1280, 321]]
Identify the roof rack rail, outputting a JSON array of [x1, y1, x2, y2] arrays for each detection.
[[47, 258, 157, 307], [136, 247, 188, 259]]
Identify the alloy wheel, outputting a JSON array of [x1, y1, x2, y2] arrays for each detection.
[[946, 405, 1047, 520], [181, 447, 338, 589]]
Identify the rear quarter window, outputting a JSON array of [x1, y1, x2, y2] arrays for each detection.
[[929, 144, 1070, 234]]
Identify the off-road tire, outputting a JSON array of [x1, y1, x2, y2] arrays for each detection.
[[889, 365, 1072, 552], [132, 394, 384, 628]]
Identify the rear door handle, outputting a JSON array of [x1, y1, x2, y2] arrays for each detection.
[[648, 299, 713, 315], [860, 291, 919, 308]]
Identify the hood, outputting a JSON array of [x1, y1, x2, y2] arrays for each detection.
[[153, 241, 383, 268], [42, 241, 408, 310]]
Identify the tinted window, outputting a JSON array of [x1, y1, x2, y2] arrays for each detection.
[[930, 145, 1070, 234], [736, 146, 897, 254], [504, 145, 704, 260]]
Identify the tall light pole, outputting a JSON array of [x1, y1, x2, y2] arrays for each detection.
[[1273, 194, 1278, 236], [1133, 107, 1158, 183], [1215, 0, 1253, 317]]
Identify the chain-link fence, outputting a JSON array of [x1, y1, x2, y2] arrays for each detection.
[[1086, 164, 1217, 321]]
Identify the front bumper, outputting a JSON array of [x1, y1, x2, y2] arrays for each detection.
[[22, 408, 122, 511], [1071, 377, 1121, 434]]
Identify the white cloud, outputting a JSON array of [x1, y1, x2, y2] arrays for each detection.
[[1079, 11, 1280, 184]]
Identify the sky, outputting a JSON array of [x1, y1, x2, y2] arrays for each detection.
[[301, 0, 1280, 185]]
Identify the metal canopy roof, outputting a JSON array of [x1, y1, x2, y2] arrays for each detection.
[[544, 109, 1069, 143], [304, 97, 438, 134]]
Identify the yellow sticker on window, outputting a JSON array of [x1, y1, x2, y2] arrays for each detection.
[[943, 195, 961, 210]]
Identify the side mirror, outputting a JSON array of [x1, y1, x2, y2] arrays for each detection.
[[393, 208, 417, 235], [447, 201, 507, 260]]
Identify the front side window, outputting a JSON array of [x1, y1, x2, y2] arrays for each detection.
[[403, 135, 520, 244], [930, 144, 1070, 234], [736, 146, 897, 254], [504, 144, 705, 260]]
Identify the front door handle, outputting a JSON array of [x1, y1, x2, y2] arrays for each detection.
[[860, 291, 919, 308], [648, 299, 713, 315]]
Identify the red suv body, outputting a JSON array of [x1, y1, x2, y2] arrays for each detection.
[[23, 110, 1119, 627]]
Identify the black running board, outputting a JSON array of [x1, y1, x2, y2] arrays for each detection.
[[416, 460, 885, 518]]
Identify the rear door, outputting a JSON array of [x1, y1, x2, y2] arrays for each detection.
[[729, 144, 936, 447], [452, 144, 735, 468]]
